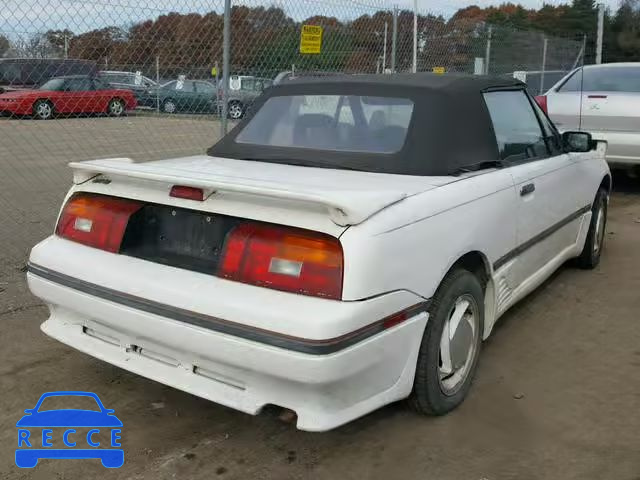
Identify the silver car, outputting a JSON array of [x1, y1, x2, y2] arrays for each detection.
[[538, 62, 640, 168]]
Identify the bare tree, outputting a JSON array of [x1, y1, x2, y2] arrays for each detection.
[[0, 34, 10, 58]]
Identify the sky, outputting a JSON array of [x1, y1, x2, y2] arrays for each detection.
[[0, 0, 621, 37]]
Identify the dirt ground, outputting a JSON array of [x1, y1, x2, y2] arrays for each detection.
[[1, 116, 639, 479]]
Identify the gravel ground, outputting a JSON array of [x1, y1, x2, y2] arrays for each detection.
[[1, 116, 639, 479]]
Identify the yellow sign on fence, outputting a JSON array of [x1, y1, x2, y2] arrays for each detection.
[[432, 66, 446, 74], [300, 25, 323, 54]]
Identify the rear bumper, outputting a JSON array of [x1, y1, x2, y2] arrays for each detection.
[[28, 236, 428, 431]]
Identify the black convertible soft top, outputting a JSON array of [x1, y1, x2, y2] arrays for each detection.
[[208, 73, 526, 176]]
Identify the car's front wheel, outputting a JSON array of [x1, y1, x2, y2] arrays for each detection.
[[107, 98, 125, 117], [407, 268, 484, 415], [32, 100, 54, 120]]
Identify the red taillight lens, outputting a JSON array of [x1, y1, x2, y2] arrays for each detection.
[[219, 223, 343, 300], [535, 95, 548, 114], [56, 193, 142, 252]]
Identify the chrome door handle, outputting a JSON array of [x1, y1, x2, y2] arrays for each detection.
[[520, 183, 535, 196]]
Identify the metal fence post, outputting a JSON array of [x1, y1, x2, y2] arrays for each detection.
[[596, 2, 604, 64], [412, 0, 417, 73], [220, 0, 231, 137], [391, 6, 398, 73], [382, 21, 387, 72], [155, 55, 160, 113], [539, 35, 548, 95], [484, 25, 492, 75]]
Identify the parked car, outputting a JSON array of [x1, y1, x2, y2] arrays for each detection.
[[536, 62, 640, 169], [0, 58, 97, 93], [27, 73, 610, 432], [147, 79, 218, 114], [510, 70, 570, 96], [220, 75, 273, 119], [98, 70, 157, 105], [0, 75, 137, 119], [273, 70, 343, 85]]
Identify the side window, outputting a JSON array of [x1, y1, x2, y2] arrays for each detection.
[[558, 68, 582, 92], [65, 78, 94, 91], [92, 78, 110, 90], [583, 66, 640, 93], [195, 81, 215, 93], [175, 81, 195, 92], [530, 95, 563, 154], [484, 90, 549, 162]]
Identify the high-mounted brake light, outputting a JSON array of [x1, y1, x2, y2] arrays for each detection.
[[170, 185, 204, 201], [535, 95, 548, 114], [219, 223, 343, 300], [56, 193, 142, 252]]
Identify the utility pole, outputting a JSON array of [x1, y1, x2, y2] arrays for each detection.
[[63, 33, 69, 59], [220, 0, 231, 137], [391, 6, 398, 72], [539, 36, 548, 95], [596, 3, 604, 64], [484, 25, 493, 75], [412, 0, 418, 73]]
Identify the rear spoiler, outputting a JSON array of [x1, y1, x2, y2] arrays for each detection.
[[68, 158, 408, 226]]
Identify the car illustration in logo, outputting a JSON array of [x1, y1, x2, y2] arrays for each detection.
[[16, 391, 123, 468]]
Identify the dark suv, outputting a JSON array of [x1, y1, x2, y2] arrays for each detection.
[[0, 58, 97, 93]]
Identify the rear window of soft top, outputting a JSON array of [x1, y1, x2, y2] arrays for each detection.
[[236, 94, 414, 154]]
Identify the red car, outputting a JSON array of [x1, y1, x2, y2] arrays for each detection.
[[0, 75, 137, 119]]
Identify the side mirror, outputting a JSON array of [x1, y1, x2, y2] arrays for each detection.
[[563, 131, 594, 153], [23, 409, 33, 414]]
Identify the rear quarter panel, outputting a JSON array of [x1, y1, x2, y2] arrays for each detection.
[[340, 170, 517, 301]]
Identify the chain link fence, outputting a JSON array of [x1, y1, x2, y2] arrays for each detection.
[[0, 0, 584, 300]]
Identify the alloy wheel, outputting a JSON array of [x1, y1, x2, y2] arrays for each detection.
[[229, 103, 243, 119], [36, 102, 52, 119], [109, 100, 124, 116]]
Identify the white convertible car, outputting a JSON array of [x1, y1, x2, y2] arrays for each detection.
[[28, 74, 610, 431]]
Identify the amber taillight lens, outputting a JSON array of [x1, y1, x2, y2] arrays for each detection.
[[219, 223, 343, 300], [56, 193, 143, 253]]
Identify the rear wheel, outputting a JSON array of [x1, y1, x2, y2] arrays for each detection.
[[32, 100, 53, 120], [575, 187, 608, 269], [162, 98, 177, 114], [407, 268, 484, 415], [107, 98, 125, 117]]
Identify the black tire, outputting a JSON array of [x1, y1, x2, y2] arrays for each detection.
[[162, 98, 177, 114], [407, 268, 484, 416], [32, 99, 54, 120], [227, 100, 244, 119], [107, 98, 125, 117], [575, 187, 608, 269]]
